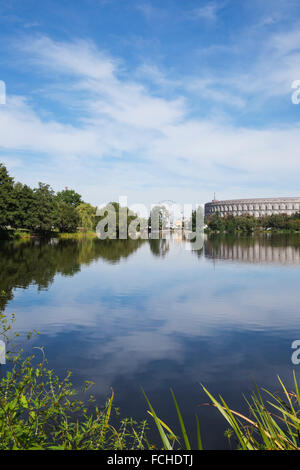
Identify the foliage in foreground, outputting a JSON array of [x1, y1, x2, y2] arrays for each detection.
[[0, 313, 149, 450], [146, 374, 300, 450], [0, 358, 149, 450], [202, 374, 300, 450]]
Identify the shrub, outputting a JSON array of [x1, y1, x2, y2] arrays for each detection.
[[0, 313, 149, 450]]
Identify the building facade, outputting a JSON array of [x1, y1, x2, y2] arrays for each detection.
[[205, 197, 300, 218]]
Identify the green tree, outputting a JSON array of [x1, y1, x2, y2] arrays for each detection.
[[76, 203, 96, 230], [13, 183, 35, 229], [0, 163, 15, 229], [29, 183, 58, 234], [223, 215, 237, 233], [56, 189, 82, 208], [57, 202, 80, 233], [235, 215, 256, 233], [287, 219, 300, 231], [267, 214, 288, 230], [207, 212, 225, 232]]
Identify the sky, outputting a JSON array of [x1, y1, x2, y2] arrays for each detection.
[[0, 0, 300, 207]]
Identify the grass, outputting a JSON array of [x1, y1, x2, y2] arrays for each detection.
[[0, 229, 98, 241], [0, 228, 31, 240], [13, 230, 31, 240], [58, 231, 98, 239], [145, 375, 300, 450]]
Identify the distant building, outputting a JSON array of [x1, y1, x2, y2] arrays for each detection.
[[205, 197, 300, 218]]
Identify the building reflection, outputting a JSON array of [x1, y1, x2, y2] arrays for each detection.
[[204, 235, 300, 265]]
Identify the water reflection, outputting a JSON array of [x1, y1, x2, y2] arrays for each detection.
[[0, 238, 145, 310], [205, 234, 300, 265], [1, 234, 300, 449], [149, 238, 170, 257]]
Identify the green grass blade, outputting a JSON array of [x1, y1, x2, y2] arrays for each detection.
[[277, 375, 295, 414], [267, 401, 300, 424], [202, 385, 253, 450], [142, 389, 173, 450], [170, 388, 191, 450], [147, 411, 177, 439], [104, 390, 114, 429], [196, 414, 203, 450], [293, 371, 300, 408]]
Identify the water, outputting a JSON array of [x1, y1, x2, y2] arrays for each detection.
[[1, 233, 300, 449]]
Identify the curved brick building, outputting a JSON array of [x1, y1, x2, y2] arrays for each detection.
[[205, 197, 300, 218]]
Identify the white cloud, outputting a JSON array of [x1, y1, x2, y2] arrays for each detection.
[[22, 36, 117, 80], [1, 34, 300, 204], [135, 2, 165, 21], [187, 78, 246, 108], [189, 2, 223, 22]]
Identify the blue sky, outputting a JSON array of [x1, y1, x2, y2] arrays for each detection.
[[0, 0, 300, 206]]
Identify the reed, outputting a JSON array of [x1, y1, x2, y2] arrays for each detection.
[[145, 374, 300, 450]]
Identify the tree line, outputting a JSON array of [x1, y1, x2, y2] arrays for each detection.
[[0, 163, 144, 237], [0, 163, 100, 235], [0, 162, 197, 238], [206, 212, 300, 233]]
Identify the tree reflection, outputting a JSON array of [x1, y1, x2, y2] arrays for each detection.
[[149, 239, 170, 257], [0, 238, 145, 310]]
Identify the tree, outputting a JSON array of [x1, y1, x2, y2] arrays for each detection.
[[224, 215, 237, 233], [207, 212, 225, 232], [76, 203, 96, 231], [30, 183, 58, 233], [57, 202, 80, 233], [235, 215, 256, 233], [13, 183, 35, 229], [288, 219, 300, 231], [0, 163, 15, 228], [56, 189, 82, 208], [267, 214, 288, 230]]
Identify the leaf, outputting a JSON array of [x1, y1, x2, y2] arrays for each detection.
[[20, 394, 28, 409]]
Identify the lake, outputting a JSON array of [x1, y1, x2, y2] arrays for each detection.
[[1, 233, 300, 449]]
